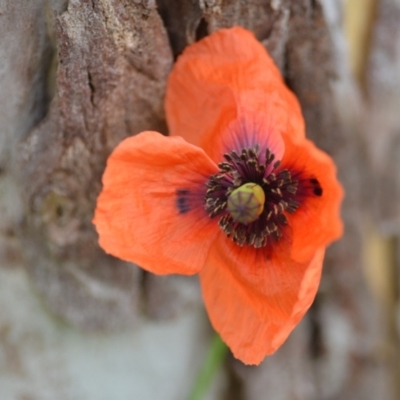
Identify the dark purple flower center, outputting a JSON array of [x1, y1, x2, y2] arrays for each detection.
[[204, 145, 300, 248]]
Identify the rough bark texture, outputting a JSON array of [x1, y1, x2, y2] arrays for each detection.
[[17, 0, 186, 330], [366, 0, 400, 235], [1, 0, 398, 398], [366, 1, 400, 397]]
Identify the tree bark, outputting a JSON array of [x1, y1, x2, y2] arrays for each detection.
[[0, 0, 398, 399]]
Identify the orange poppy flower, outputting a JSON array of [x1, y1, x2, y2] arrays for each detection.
[[93, 27, 343, 365]]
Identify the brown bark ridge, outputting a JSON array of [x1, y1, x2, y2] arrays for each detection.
[[4, 0, 395, 398], [17, 0, 177, 330]]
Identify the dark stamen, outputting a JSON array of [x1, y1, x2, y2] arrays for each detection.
[[204, 145, 307, 248]]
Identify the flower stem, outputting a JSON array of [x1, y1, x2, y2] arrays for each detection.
[[187, 332, 229, 400]]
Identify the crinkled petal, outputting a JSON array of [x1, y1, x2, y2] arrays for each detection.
[[166, 27, 303, 162], [281, 136, 344, 263], [93, 131, 220, 275], [200, 233, 325, 365], [208, 92, 286, 168]]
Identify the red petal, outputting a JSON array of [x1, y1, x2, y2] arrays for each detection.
[[166, 27, 303, 161], [281, 137, 344, 263], [200, 233, 325, 365], [93, 131, 219, 275]]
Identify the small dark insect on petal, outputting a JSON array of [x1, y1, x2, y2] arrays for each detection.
[[309, 178, 323, 197], [313, 187, 323, 196], [176, 189, 191, 214]]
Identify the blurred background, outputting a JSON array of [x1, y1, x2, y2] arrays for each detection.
[[1, 0, 400, 399]]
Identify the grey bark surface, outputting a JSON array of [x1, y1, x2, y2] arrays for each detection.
[[0, 0, 398, 399], [366, 1, 400, 398], [366, 0, 400, 235]]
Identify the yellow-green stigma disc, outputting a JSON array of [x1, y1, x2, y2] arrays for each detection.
[[227, 183, 265, 224]]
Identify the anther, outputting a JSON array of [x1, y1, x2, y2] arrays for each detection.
[[224, 153, 232, 161], [204, 145, 300, 248]]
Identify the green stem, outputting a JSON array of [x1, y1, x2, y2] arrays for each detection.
[[187, 332, 229, 400]]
